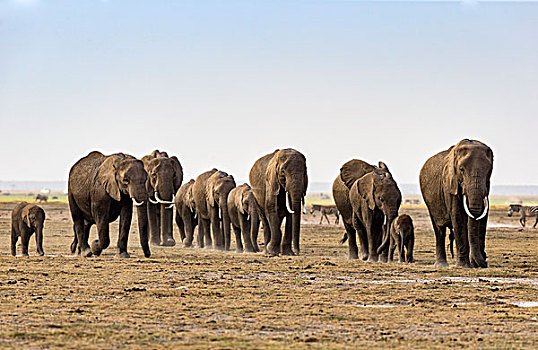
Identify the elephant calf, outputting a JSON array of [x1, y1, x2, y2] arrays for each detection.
[[11, 202, 45, 257], [381, 214, 415, 263], [227, 184, 260, 253]]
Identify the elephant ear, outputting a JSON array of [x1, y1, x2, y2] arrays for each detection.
[[442, 146, 459, 196], [22, 206, 31, 226], [97, 156, 122, 201], [238, 189, 246, 214], [170, 156, 183, 191], [357, 174, 376, 211], [186, 186, 196, 211], [378, 161, 392, 176], [340, 159, 374, 189], [265, 155, 281, 196]]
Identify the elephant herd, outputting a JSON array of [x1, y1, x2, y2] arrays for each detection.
[[12, 139, 495, 268]]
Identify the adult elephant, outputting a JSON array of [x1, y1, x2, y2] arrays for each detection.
[[142, 150, 183, 246], [333, 160, 401, 261], [249, 148, 308, 256], [227, 183, 260, 253], [420, 139, 493, 268], [68, 151, 150, 258], [192, 169, 236, 250], [175, 179, 197, 248]]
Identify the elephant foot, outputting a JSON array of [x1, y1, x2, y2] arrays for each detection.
[[21, 253, 29, 257], [244, 248, 256, 253], [80, 248, 93, 258], [359, 250, 369, 261], [37, 251, 45, 257], [90, 240, 103, 257], [281, 246, 295, 256], [348, 251, 359, 259], [407, 258, 415, 263], [143, 249, 151, 258], [434, 260, 449, 268], [471, 257, 488, 268], [161, 238, 176, 247], [252, 245, 260, 253], [183, 242, 193, 248], [456, 259, 472, 268], [70, 240, 77, 254], [367, 254, 379, 263], [379, 255, 388, 263], [150, 240, 162, 246], [266, 242, 280, 256], [116, 251, 130, 258]]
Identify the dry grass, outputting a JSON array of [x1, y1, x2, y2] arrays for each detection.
[[0, 202, 537, 349]]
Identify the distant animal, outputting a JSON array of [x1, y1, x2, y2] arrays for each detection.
[[11, 202, 45, 256], [508, 204, 538, 228], [310, 204, 340, 224], [35, 194, 48, 203]]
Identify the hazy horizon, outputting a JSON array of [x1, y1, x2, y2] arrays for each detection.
[[1, 1, 537, 185]]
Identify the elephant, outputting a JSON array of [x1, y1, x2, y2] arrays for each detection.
[[249, 148, 308, 256], [333, 159, 401, 262], [35, 194, 48, 203], [420, 139, 493, 268], [11, 202, 45, 256], [174, 179, 198, 247], [68, 151, 150, 258], [227, 183, 260, 253], [192, 169, 236, 250], [141, 150, 183, 247], [378, 214, 414, 263]]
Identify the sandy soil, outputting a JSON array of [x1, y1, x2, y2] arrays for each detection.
[[0, 202, 537, 349]]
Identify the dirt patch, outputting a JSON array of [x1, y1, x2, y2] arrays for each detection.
[[0, 203, 537, 348]]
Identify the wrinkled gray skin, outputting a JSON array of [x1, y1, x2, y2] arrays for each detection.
[[192, 169, 236, 250], [68, 151, 149, 258], [333, 160, 401, 262], [227, 184, 260, 253], [249, 149, 308, 256], [420, 139, 493, 268], [175, 179, 197, 248], [142, 150, 183, 247], [11, 202, 45, 256], [380, 214, 414, 263]]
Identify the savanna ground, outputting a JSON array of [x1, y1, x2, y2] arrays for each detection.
[[0, 199, 537, 349]]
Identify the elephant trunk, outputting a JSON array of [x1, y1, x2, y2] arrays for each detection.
[[249, 205, 260, 252], [35, 222, 45, 255], [220, 196, 232, 251], [136, 203, 151, 257], [291, 194, 303, 255], [377, 214, 397, 255], [468, 215, 487, 267], [129, 184, 148, 206]]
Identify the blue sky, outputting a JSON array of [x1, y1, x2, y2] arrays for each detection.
[[1, 0, 537, 185]]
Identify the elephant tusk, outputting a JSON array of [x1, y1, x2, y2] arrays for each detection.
[[148, 196, 159, 205], [218, 208, 222, 220], [463, 195, 476, 219], [247, 214, 250, 221], [476, 197, 489, 220], [155, 192, 174, 205], [383, 215, 387, 226], [166, 203, 174, 209], [286, 191, 294, 214], [132, 198, 144, 207]]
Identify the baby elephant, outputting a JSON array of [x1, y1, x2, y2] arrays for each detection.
[[11, 202, 46, 257], [388, 214, 415, 263]]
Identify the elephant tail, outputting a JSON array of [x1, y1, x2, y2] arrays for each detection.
[[339, 232, 348, 244]]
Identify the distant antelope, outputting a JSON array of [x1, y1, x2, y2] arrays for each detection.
[[310, 204, 340, 225], [508, 204, 538, 228]]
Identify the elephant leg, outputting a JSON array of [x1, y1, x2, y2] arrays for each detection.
[[399, 235, 405, 263], [136, 204, 151, 258], [479, 215, 488, 261], [175, 210, 186, 243], [282, 213, 294, 256], [406, 236, 415, 263], [11, 228, 18, 257], [232, 224, 243, 253], [388, 235, 395, 262], [533, 217, 538, 229], [256, 204, 271, 253], [20, 229, 30, 257], [265, 198, 283, 255], [70, 224, 78, 254], [202, 218, 212, 249], [353, 217, 369, 260], [92, 212, 111, 257], [250, 216, 260, 253], [148, 202, 161, 245], [347, 216, 360, 260], [240, 215, 255, 253], [161, 205, 175, 246], [116, 203, 132, 258], [70, 200, 91, 257], [183, 213, 196, 248], [432, 222, 449, 267]]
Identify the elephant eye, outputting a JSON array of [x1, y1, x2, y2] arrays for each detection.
[[123, 178, 129, 184], [459, 167, 464, 173]]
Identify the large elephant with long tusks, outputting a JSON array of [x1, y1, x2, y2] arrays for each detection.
[[68, 151, 150, 258], [420, 139, 493, 268], [249, 149, 308, 256], [142, 150, 183, 247]]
